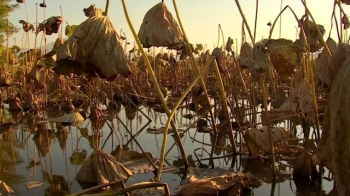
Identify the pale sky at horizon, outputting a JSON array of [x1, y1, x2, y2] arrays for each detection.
[[6, 0, 350, 52]]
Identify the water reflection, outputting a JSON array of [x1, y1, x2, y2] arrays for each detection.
[[0, 106, 336, 196]]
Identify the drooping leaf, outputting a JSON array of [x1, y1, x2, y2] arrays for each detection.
[[138, 2, 184, 50], [266, 39, 301, 77], [65, 24, 77, 37], [278, 78, 315, 120], [76, 149, 133, 185], [317, 54, 350, 196], [37, 16, 63, 35], [56, 5, 131, 79]]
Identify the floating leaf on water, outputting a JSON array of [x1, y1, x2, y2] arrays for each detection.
[[244, 126, 294, 158], [43, 112, 85, 125], [56, 5, 131, 79], [146, 127, 185, 134], [76, 149, 133, 185], [127, 182, 166, 196], [177, 167, 260, 196], [27, 181, 44, 189], [266, 39, 300, 77], [138, 2, 184, 50]]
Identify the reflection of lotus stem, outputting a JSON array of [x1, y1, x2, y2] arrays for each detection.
[[120, 0, 189, 177], [160, 56, 214, 181], [212, 60, 237, 154], [172, 0, 218, 135], [259, 75, 277, 179], [115, 116, 157, 169]]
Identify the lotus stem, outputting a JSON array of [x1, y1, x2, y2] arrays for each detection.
[[172, 0, 219, 135], [121, 0, 189, 171], [234, 0, 255, 44], [105, 0, 110, 16], [279, 0, 283, 38], [212, 60, 237, 154], [259, 75, 277, 179], [254, 0, 259, 41], [157, 56, 214, 181], [268, 6, 307, 44], [116, 116, 158, 170]]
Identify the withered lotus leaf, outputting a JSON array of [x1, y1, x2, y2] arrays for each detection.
[[315, 37, 337, 86], [298, 18, 325, 52], [239, 42, 253, 69], [328, 43, 350, 86], [210, 47, 226, 72], [19, 20, 34, 32], [37, 16, 63, 35], [340, 0, 350, 5], [76, 149, 133, 185], [249, 39, 272, 73], [138, 2, 184, 50], [56, 5, 131, 79], [244, 126, 293, 158], [317, 55, 350, 196], [278, 78, 315, 120], [266, 39, 301, 77]]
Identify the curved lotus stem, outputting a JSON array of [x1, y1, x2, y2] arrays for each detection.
[[120, 0, 189, 174], [159, 56, 214, 181]]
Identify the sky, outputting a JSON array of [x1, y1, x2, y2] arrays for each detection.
[[6, 0, 350, 52]]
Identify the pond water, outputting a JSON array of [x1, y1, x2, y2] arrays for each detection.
[[0, 104, 336, 196]]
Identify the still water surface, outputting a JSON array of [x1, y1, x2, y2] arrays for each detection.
[[0, 105, 335, 196]]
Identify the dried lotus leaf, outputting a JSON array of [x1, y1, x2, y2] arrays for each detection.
[[245, 126, 293, 158], [76, 149, 132, 185], [298, 18, 325, 52], [317, 55, 350, 196], [249, 39, 272, 73], [138, 2, 184, 50], [328, 43, 350, 85], [266, 39, 300, 77], [239, 42, 253, 69], [278, 78, 314, 120], [315, 37, 337, 86], [210, 47, 225, 72], [340, 0, 350, 5], [56, 8, 131, 79]]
